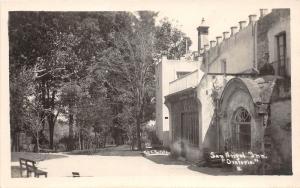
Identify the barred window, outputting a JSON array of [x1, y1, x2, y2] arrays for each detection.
[[172, 99, 199, 147], [231, 107, 251, 152], [276, 32, 287, 76]]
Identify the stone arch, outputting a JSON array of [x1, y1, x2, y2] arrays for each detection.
[[218, 77, 264, 153], [219, 77, 262, 106]]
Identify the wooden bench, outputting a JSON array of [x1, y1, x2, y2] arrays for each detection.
[[19, 158, 48, 178], [72, 172, 80, 177]]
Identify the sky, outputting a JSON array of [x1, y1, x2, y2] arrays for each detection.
[[154, 0, 293, 51], [1, 0, 295, 52]]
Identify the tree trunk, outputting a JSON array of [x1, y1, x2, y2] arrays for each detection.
[[11, 132, 18, 152], [103, 134, 107, 148], [12, 133, 18, 152], [136, 114, 142, 151], [69, 114, 74, 138], [78, 131, 81, 150], [69, 109, 74, 150], [46, 90, 57, 150], [36, 130, 40, 153], [131, 137, 134, 151], [11, 134, 14, 152], [81, 134, 84, 150], [48, 115, 55, 149], [17, 132, 20, 152], [94, 132, 97, 149]]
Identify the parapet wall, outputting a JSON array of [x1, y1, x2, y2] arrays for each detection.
[[206, 22, 255, 73]]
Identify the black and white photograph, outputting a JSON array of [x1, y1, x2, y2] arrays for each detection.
[[1, 0, 300, 187]]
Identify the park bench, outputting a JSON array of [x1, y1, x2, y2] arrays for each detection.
[[19, 158, 48, 178], [72, 172, 80, 177]]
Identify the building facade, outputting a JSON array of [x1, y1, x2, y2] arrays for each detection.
[[156, 9, 291, 174], [155, 57, 199, 146]]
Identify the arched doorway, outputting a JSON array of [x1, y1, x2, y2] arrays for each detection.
[[231, 107, 251, 152]]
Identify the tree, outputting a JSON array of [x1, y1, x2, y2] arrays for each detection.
[[89, 11, 191, 150], [9, 12, 76, 149], [91, 11, 157, 150], [155, 18, 192, 60], [9, 11, 192, 152], [9, 67, 34, 151], [60, 82, 83, 150], [23, 97, 47, 152]]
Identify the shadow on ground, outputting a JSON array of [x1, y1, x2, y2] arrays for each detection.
[[144, 155, 239, 175], [145, 155, 188, 165], [187, 165, 238, 175], [66, 145, 142, 156], [11, 152, 68, 162], [11, 166, 50, 178], [11, 166, 22, 178]]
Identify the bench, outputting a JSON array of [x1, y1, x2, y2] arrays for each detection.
[[72, 172, 80, 177], [19, 158, 48, 178]]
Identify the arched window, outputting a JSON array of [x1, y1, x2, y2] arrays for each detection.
[[231, 107, 251, 152]]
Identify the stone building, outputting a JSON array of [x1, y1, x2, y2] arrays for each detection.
[[155, 56, 200, 146], [156, 9, 291, 174]]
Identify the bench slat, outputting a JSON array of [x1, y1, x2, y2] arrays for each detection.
[[19, 158, 47, 178]]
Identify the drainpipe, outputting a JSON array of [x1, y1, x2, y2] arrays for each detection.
[[217, 99, 220, 152], [254, 21, 258, 70], [249, 14, 258, 70], [203, 45, 210, 95]]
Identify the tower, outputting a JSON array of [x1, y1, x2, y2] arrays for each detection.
[[197, 18, 209, 55]]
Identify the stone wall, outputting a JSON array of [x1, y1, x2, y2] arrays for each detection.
[[265, 99, 292, 174], [256, 9, 290, 75], [206, 24, 255, 73], [195, 75, 235, 157]]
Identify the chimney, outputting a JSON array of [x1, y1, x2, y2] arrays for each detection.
[[223, 31, 230, 39], [259, 9, 268, 19], [216, 36, 222, 45], [204, 44, 210, 51], [210, 40, 216, 48], [197, 18, 209, 54], [230, 26, 238, 36], [248, 14, 257, 25], [238, 21, 247, 30]]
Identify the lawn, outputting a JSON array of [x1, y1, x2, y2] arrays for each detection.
[[11, 151, 67, 162]]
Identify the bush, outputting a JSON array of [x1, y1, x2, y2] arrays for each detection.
[[145, 130, 162, 147], [55, 143, 67, 152], [58, 136, 71, 151]]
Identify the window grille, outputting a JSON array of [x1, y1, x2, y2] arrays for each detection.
[[231, 107, 251, 152], [171, 99, 199, 147], [276, 32, 287, 76]]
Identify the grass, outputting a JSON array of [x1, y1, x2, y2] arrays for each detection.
[[66, 145, 142, 156], [11, 152, 67, 162]]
